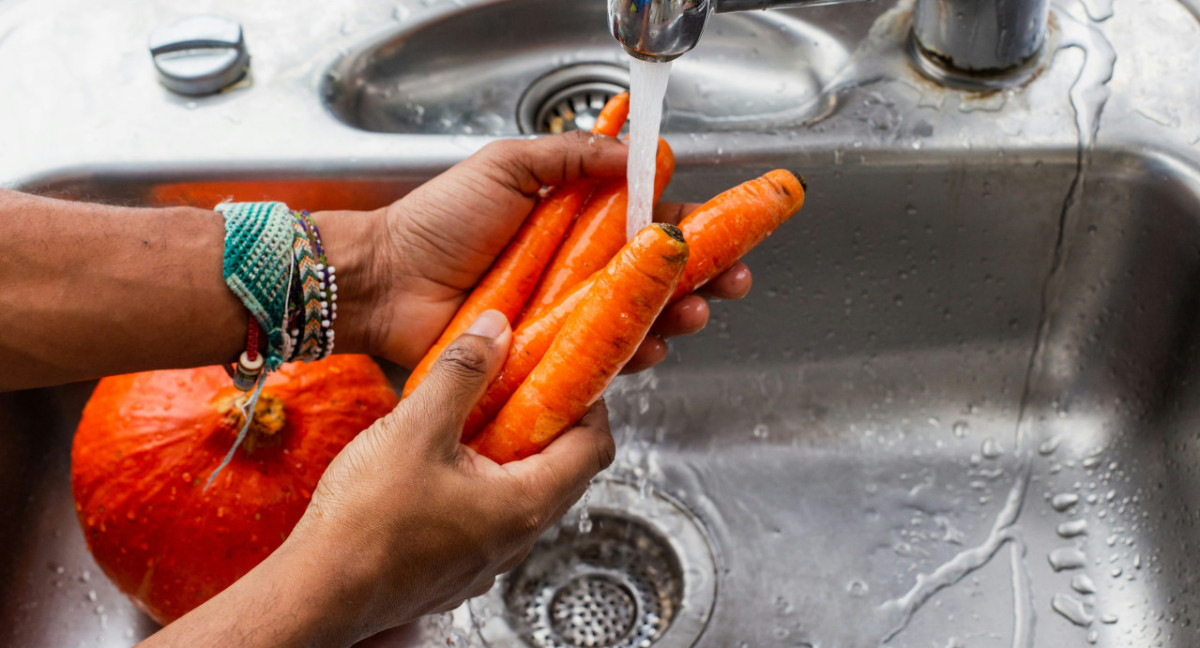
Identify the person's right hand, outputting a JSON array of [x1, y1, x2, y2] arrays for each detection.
[[287, 309, 615, 641]]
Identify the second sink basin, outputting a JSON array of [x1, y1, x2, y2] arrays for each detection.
[[321, 0, 851, 135]]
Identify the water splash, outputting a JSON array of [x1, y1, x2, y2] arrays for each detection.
[[578, 483, 594, 534]]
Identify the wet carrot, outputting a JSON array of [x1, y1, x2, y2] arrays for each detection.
[[459, 169, 806, 440], [461, 283, 590, 438], [401, 95, 633, 398], [592, 92, 630, 136], [671, 168, 806, 300], [521, 138, 676, 318], [468, 223, 688, 463]]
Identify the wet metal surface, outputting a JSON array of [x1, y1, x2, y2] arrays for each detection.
[[2, 0, 1200, 645]]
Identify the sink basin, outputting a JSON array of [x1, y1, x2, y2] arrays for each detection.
[[8, 145, 1200, 648], [321, 0, 850, 135]]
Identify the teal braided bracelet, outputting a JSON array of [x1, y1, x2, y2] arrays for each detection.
[[217, 201, 294, 371]]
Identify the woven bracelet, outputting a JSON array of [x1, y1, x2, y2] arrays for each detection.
[[217, 201, 294, 371]]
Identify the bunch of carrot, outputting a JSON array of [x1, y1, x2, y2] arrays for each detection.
[[403, 93, 807, 463]]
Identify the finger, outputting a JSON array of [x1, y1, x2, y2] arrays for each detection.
[[653, 201, 702, 226], [404, 310, 511, 449], [476, 132, 629, 196], [619, 336, 668, 374], [652, 296, 709, 338], [696, 262, 753, 300], [503, 401, 615, 509]]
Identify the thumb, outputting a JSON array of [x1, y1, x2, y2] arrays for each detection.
[[405, 310, 511, 449]]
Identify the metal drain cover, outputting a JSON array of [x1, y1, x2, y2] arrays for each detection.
[[468, 480, 717, 648], [549, 574, 637, 646], [509, 513, 681, 648], [517, 64, 630, 135]]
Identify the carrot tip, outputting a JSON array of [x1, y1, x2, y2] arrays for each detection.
[[658, 222, 685, 243], [796, 172, 808, 192]]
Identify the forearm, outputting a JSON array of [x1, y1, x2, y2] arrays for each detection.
[[0, 190, 377, 390], [137, 533, 371, 648]]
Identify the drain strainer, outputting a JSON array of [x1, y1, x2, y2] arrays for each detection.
[[509, 513, 681, 648], [549, 574, 637, 645], [468, 480, 717, 648], [517, 64, 630, 135]]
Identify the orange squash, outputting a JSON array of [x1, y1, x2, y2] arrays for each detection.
[[71, 355, 398, 625]]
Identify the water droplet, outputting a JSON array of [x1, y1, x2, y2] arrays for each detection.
[[86, 589, 97, 602], [1083, 455, 1102, 469], [1038, 437, 1061, 455], [753, 423, 770, 440], [1048, 547, 1087, 571], [1051, 593, 1094, 626], [78, 570, 91, 583], [1087, 629, 1099, 644], [1057, 519, 1089, 538], [1071, 573, 1096, 594], [1101, 613, 1118, 624], [952, 420, 969, 438], [1051, 493, 1079, 511], [981, 437, 1002, 459], [577, 485, 593, 534], [847, 580, 868, 597]]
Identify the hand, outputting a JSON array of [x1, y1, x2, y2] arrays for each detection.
[[285, 311, 614, 640], [322, 131, 752, 370]]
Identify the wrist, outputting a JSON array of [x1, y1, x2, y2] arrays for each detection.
[[309, 209, 386, 357]]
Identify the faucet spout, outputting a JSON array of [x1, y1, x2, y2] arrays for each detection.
[[608, 0, 871, 62]]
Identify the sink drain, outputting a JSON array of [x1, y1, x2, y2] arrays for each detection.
[[508, 513, 681, 648], [517, 64, 630, 135], [468, 481, 717, 648]]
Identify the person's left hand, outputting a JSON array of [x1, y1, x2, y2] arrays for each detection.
[[320, 131, 752, 371]]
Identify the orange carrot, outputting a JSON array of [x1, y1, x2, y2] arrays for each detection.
[[461, 283, 590, 438], [592, 92, 630, 136], [671, 168, 805, 300], [522, 138, 676, 318], [401, 94, 632, 398], [459, 169, 806, 440], [468, 223, 688, 463]]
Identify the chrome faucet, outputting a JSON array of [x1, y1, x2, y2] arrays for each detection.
[[608, 0, 863, 62], [610, 0, 1051, 85]]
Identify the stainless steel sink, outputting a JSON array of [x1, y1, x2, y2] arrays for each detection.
[[4, 0, 1200, 646], [320, 0, 851, 135]]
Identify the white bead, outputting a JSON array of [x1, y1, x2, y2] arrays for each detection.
[[322, 319, 330, 327], [330, 283, 338, 293], [316, 263, 325, 271]]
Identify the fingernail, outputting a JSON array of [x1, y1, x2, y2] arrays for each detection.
[[466, 309, 507, 340]]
